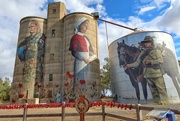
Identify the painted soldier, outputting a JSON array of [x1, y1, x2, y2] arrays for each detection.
[[126, 36, 168, 104], [17, 20, 45, 98]]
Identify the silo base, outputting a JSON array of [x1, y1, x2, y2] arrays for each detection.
[[16, 98, 40, 104]]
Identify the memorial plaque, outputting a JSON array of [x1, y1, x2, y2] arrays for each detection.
[[146, 108, 170, 119]]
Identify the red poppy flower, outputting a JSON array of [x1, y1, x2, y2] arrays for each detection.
[[69, 99, 75, 102], [64, 82, 69, 86], [66, 71, 70, 76], [79, 80, 86, 84], [34, 82, 38, 86], [66, 71, 74, 79], [11, 99, 16, 103], [18, 83, 23, 88], [19, 93, 24, 98], [38, 84, 41, 88]]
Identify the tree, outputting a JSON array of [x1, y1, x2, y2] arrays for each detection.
[[0, 77, 11, 102], [100, 57, 111, 97]]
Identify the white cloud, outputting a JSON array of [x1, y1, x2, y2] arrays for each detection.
[[0, 0, 47, 20], [154, 0, 171, 8], [0, 0, 47, 79], [81, 0, 103, 5], [143, 0, 180, 57], [138, 6, 156, 15], [157, 0, 180, 37], [55, 0, 105, 14]]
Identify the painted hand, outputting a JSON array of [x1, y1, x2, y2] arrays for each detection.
[[83, 58, 90, 64], [125, 64, 131, 68], [144, 60, 151, 64]]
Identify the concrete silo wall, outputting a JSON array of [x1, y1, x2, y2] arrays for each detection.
[[11, 17, 47, 102], [11, 2, 101, 104], [109, 31, 180, 104], [63, 13, 101, 102]]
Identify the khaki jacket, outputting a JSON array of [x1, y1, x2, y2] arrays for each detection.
[[129, 47, 163, 78]]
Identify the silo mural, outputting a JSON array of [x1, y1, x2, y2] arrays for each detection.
[[109, 31, 180, 104], [63, 13, 101, 102], [11, 2, 101, 104], [12, 18, 46, 102]]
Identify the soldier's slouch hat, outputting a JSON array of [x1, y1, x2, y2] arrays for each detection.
[[141, 36, 154, 43]]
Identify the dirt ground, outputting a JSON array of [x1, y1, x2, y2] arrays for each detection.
[[0, 103, 179, 121]]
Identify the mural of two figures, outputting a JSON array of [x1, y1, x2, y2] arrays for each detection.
[[117, 35, 180, 104], [16, 17, 100, 102]]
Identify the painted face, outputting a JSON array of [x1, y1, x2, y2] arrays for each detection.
[[143, 42, 152, 48], [29, 23, 38, 35], [79, 20, 89, 33]]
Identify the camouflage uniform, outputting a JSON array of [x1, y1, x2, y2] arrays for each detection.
[[128, 36, 168, 104], [17, 33, 45, 98]]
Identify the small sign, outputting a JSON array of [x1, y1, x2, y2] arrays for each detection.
[[146, 108, 170, 119]]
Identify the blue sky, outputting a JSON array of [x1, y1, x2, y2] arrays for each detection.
[[0, 0, 180, 80]]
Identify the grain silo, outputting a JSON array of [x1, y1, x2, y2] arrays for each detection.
[[63, 12, 101, 102], [11, 17, 47, 103], [11, 2, 101, 103], [109, 31, 180, 104]]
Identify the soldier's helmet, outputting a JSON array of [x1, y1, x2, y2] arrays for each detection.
[[141, 36, 154, 44]]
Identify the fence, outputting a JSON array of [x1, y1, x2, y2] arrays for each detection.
[[0, 102, 179, 121]]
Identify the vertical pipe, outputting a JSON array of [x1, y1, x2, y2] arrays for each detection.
[[105, 22, 109, 47], [61, 19, 66, 102]]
